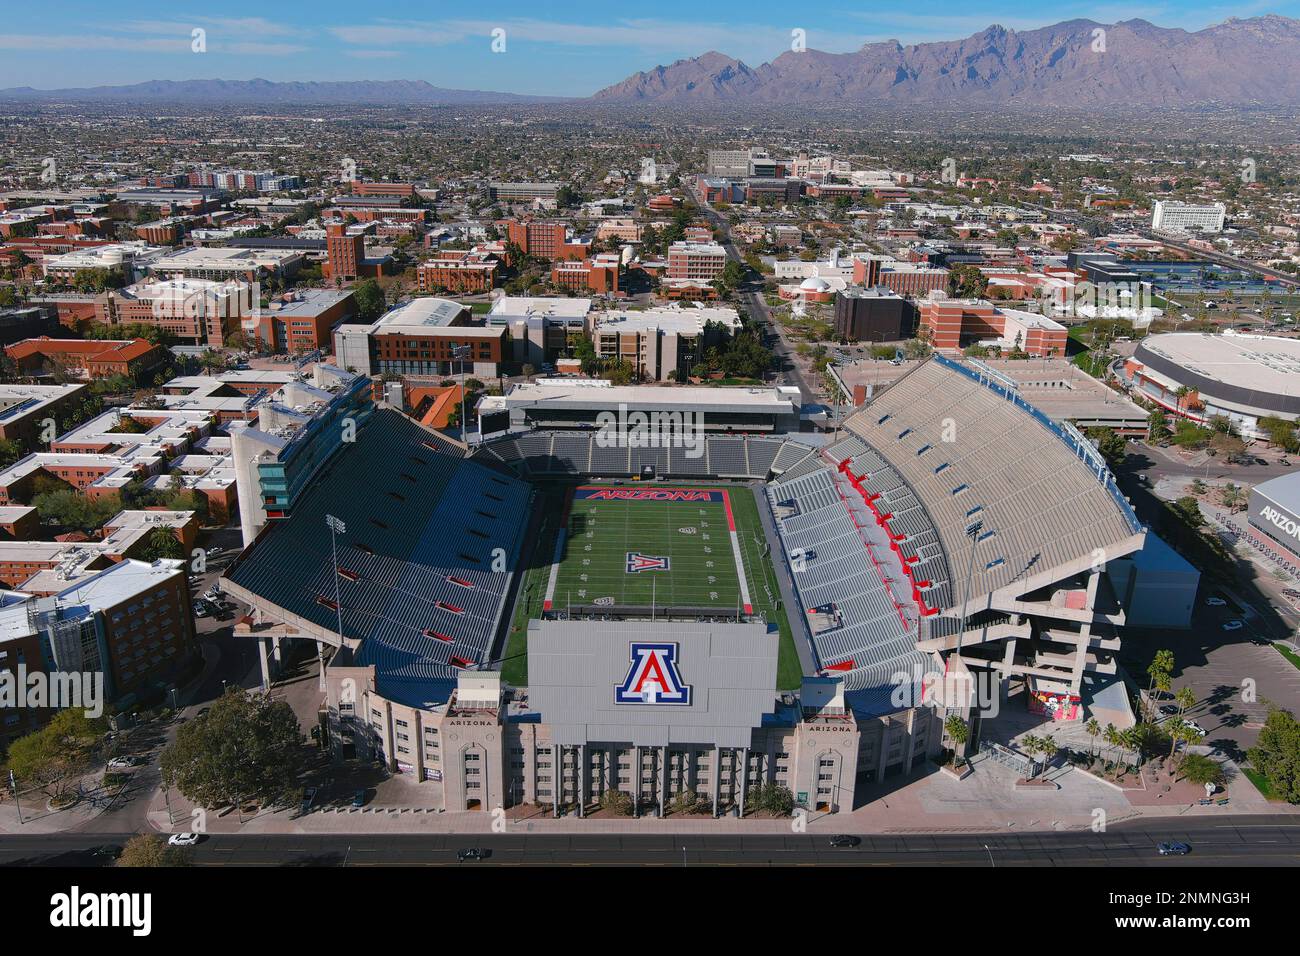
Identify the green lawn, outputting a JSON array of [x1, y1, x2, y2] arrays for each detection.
[[1274, 643, 1300, 672], [727, 486, 803, 690], [502, 480, 803, 691], [1241, 766, 1280, 801], [552, 488, 743, 610]]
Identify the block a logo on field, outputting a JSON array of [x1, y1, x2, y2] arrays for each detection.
[[626, 551, 670, 573], [615, 642, 692, 705]]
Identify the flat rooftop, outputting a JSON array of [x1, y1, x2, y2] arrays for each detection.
[[480, 379, 799, 414], [1135, 332, 1300, 399], [369, 297, 469, 334], [488, 296, 592, 319], [594, 305, 741, 334]]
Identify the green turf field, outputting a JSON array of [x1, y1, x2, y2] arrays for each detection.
[[548, 488, 745, 612]]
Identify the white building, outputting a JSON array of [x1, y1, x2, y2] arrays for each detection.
[[1151, 201, 1227, 234]]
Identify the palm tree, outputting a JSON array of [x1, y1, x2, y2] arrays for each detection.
[[1165, 717, 1189, 761], [1146, 650, 1175, 715], [1020, 734, 1043, 778], [1085, 718, 1101, 759], [944, 714, 970, 762], [1038, 735, 1059, 772], [1102, 723, 1120, 768], [1175, 686, 1196, 720]]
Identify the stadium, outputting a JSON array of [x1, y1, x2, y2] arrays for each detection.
[[222, 353, 1147, 817], [1121, 331, 1300, 439]]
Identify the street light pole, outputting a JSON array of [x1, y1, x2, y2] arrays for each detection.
[[324, 514, 346, 690]]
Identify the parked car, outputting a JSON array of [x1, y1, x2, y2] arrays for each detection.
[[1185, 722, 1207, 737], [168, 833, 201, 847], [829, 835, 861, 848], [300, 787, 318, 815], [457, 847, 486, 862], [1157, 841, 1191, 856], [1205, 596, 1227, 607], [194, 601, 212, 619], [352, 790, 367, 808], [90, 844, 122, 860], [1159, 704, 1179, 717], [1221, 620, 1244, 631]]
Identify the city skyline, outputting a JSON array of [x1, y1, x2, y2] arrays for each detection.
[[3, 2, 1299, 96]]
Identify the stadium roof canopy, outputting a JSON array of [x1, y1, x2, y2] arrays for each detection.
[[224, 409, 532, 709]]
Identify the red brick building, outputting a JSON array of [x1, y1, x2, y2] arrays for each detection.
[[5, 337, 168, 380], [502, 220, 588, 262], [417, 250, 500, 293], [551, 254, 619, 293]]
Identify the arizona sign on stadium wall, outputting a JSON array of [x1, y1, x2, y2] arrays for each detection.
[[615, 642, 692, 705]]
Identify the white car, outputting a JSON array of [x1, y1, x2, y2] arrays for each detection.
[[106, 757, 138, 771], [168, 833, 201, 847], [1185, 722, 1207, 737], [1205, 596, 1226, 607], [1221, 620, 1244, 631]]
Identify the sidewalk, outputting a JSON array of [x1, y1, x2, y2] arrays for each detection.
[[140, 756, 1299, 838]]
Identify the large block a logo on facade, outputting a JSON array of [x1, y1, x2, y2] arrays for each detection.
[[615, 643, 691, 705]]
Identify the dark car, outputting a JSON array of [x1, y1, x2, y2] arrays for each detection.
[[829, 835, 861, 848], [352, 790, 367, 808], [90, 844, 122, 860], [1157, 841, 1191, 856], [457, 847, 487, 862]]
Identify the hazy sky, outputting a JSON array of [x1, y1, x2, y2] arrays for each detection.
[[2, 1, 1295, 96]]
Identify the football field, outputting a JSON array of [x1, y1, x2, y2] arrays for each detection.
[[544, 486, 752, 614]]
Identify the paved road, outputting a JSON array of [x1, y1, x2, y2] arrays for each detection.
[[691, 187, 817, 404], [3, 816, 1296, 866]]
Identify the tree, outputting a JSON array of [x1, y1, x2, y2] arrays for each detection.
[[5, 708, 108, 799], [750, 783, 794, 816], [1085, 718, 1101, 758], [521, 364, 536, 382], [1147, 408, 1169, 442], [1247, 706, 1300, 803], [1086, 426, 1127, 466], [353, 278, 386, 323], [1175, 686, 1196, 720], [160, 688, 307, 810], [1146, 650, 1175, 716], [117, 834, 192, 867], [145, 526, 185, 561], [1177, 753, 1226, 788], [1165, 717, 1191, 761], [943, 713, 970, 760], [1102, 723, 1121, 767], [599, 788, 633, 816]]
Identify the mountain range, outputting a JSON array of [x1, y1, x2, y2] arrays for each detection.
[[0, 78, 563, 105], [592, 16, 1300, 106], [3, 17, 1299, 108]]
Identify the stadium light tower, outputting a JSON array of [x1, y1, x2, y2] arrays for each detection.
[[452, 344, 472, 458], [324, 514, 347, 688], [955, 519, 984, 661]]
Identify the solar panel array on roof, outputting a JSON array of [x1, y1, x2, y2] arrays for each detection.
[[226, 409, 531, 709]]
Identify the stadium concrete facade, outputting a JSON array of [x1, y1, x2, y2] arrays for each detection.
[[224, 355, 1150, 817]]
